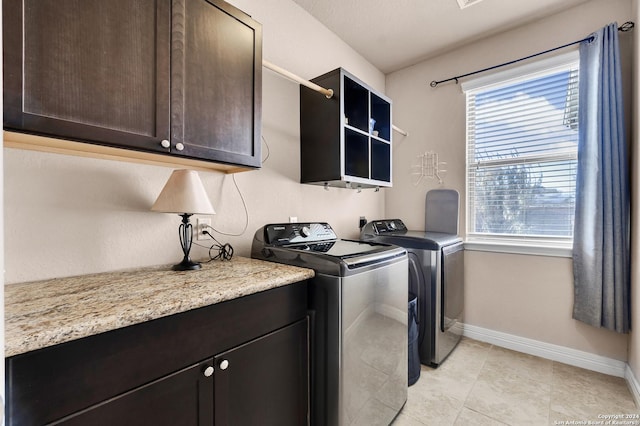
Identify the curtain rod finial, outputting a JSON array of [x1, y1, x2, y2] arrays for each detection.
[[620, 21, 635, 32], [430, 81, 438, 88]]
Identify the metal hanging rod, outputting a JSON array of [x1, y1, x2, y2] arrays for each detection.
[[262, 59, 409, 137], [430, 21, 635, 88]]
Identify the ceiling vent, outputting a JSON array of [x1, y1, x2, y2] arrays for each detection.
[[456, 0, 483, 9]]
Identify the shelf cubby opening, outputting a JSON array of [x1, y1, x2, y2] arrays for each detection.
[[371, 93, 391, 141], [344, 128, 369, 179], [343, 77, 369, 133], [371, 139, 391, 182]]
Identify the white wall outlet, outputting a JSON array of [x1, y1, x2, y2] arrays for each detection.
[[196, 218, 211, 241], [289, 216, 298, 223]]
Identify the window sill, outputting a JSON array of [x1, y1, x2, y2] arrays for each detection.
[[464, 239, 573, 258]]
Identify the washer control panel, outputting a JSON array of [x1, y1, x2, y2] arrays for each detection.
[[264, 222, 337, 245]]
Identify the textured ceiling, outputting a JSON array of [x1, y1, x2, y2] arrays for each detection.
[[291, 0, 592, 73]]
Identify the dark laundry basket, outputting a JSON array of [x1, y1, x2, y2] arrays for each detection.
[[408, 292, 420, 386]]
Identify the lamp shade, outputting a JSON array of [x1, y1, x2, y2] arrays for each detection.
[[151, 170, 215, 215]]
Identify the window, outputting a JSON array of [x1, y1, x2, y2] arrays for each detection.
[[463, 52, 579, 253]]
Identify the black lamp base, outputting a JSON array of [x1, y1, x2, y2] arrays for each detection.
[[172, 213, 201, 271], [173, 257, 201, 271]]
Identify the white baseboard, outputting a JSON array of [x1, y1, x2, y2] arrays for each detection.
[[462, 323, 627, 378], [626, 365, 640, 408]]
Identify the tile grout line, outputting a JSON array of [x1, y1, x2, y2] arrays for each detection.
[[459, 343, 501, 425], [398, 337, 637, 426], [547, 361, 557, 426]]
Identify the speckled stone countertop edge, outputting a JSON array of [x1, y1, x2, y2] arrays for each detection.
[[5, 257, 314, 357]]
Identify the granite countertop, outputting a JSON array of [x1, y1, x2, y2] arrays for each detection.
[[5, 257, 314, 357]]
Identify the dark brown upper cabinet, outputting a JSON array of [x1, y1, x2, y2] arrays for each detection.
[[3, 0, 262, 170]]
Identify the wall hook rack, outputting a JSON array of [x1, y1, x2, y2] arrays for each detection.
[[412, 151, 447, 185]]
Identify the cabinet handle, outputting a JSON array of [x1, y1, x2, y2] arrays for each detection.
[[160, 139, 170, 149], [219, 359, 229, 370], [203, 366, 214, 377], [175, 142, 185, 151]]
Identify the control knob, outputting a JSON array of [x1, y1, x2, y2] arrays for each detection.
[[300, 226, 311, 238]]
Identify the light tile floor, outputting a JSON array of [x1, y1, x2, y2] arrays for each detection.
[[392, 337, 639, 426]]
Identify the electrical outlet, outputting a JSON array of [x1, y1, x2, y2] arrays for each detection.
[[196, 218, 211, 241], [289, 216, 298, 223], [359, 216, 367, 229]]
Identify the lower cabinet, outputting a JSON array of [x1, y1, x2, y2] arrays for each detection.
[[55, 359, 215, 426], [214, 319, 309, 425], [55, 319, 308, 426], [6, 282, 309, 426]]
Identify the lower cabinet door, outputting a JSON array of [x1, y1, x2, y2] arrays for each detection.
[[55, 359, 214, 426], [214, 318, 309, 426]]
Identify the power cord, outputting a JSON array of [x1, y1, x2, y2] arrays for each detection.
[[209, 174, 249, 237], [190, 134, 273, 260], [262, 134, 270, 163], [201, 230, 234, 261], [207, 134, 270, 237]]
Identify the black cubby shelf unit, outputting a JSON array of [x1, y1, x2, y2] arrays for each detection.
[[300, 67, 392, 189]]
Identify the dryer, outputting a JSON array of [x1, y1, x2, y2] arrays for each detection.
[[361, 219, 464, 366]]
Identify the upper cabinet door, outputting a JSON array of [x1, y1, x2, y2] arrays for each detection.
[[170, 0, 262, 168], [4, 0, 262, 169], [3, 0, 172, 153]]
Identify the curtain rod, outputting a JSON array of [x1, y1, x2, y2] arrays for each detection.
[[262, 59, 409, 136], [429, 21, 635, 88]]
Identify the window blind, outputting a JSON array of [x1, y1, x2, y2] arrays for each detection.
[[466, 61, 579, 241]]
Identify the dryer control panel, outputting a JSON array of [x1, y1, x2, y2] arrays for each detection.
[[363, 219, 408, 235]]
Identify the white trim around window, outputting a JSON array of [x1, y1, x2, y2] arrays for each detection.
[[464, 238, 573, 258], [460, 50, 580, 93], [463, 50, 580, 255]]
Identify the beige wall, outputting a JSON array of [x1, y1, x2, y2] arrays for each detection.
[[3, 0, 387, 284], [466, 252, 628, 359], [629, 0, 640, 378], [385, 0, 633, 359]]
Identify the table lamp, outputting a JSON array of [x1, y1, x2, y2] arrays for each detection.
[[152, 169, 215, 271]]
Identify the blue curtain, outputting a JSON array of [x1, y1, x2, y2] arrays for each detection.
[[573, 23, 630, 333]]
